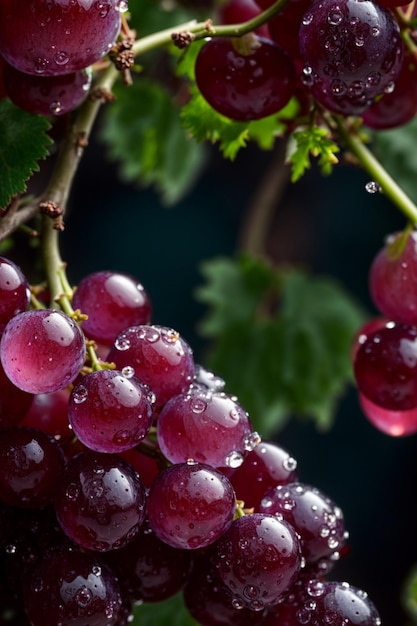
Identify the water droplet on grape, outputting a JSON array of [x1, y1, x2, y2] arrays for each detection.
[[283, 455, 297, 471], [302, 11, 313, 24], [384, 80, 395, 94], [73, 385, 88, 403], [34, 57, 49, 73], [307, 580, 325, 597], [115, 0, 129, 10], [330, 79, 347, 95], [75, 585, 93, 607], [296, 606, 313, 624], [53, 50, 70, 65], [92, 565, 102, 576], [115, 335, 131, 350], [138, 327, 160, 343], [49, 101, 62, 115], [65, 482, 80, 500], [113, 429, 131, 446], [190, 397, 207, 413], [365, 181, 381, 194], [327, 9, 343, 25], [5, 544, 16, 554], [121, 365, 135, 378], [242, 431, 261, 451], [225, 450, 244, 468], [231, 597, 245, 609]]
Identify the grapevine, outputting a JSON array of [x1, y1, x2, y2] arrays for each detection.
[[1, 0, 417, 624]]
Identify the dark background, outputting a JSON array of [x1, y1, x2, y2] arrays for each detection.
[[61, 133, 414, 626]]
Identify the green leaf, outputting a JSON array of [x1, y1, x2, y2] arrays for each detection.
[[0, 99, 52, 209], [287, 126, 339, 182], [100, 79, 206, 205], [196, 255, 366, 435], [132, 593, 198, 626], [367, 117, 417, 202]]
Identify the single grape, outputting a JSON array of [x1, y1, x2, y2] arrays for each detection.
[[156, 386, 257, 468], [0, 0, 123, 76], [24, 546, 123, 626], [225, 440, 298, 510], [218, 0, 270, 38], [68, 369, 154, 453], [362, 55, 417, 129], [108, 519, 193, 602], [368, 229, 417, 325], [0, 309, 86, 394], [54, 451, 147, 551], [72, 270, 152, 345], [194, 35, 296, 121], [353, 322, 417, 411], [3, 62, 91, 116], [0, 427, 65, 508], [147, 461, 236, 550], [209, 513, 302, 610], [299, 0, 404, 115], [106, 324, 195, 409], [0, 256, 30, 333], [359, 392, 417, 436], [258, 482, 347, 563]]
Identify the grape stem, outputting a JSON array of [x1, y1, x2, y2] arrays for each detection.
[[333, 115, 417, 225]]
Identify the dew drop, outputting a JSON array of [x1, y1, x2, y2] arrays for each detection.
[[190, 398, 207, 414], [113, 430, 131, 446], [65, 483, 79, 500], [296, 607, 312, 624], [5, 544, 16, 554], [307, 580, 325, 597], [242, 431, 261, 451], [283, 455, 297, 471], [34, 57, 49, 73], [73, 385, 88, 403], [330, 79, 346, 95], [115, 335, 131, 350], [225, 450, 244, 468], [384, 80, 395, 94], [319, 524, 330, 537], [365, 181, 381, 194], [115, 0, 128, 11], [231, 597, 245, 609], [122, 365, 135, 378], [302, 11, 313, 24], [53, 50, 70, 65], [75, 585, 93, 607], [49, 101, 62, 115], [92, 565, 102, 576], [138, 327, 160, 343], [327, 9, 343, 25]]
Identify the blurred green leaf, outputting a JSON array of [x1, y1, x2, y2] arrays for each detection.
[[100, 78, 206, 205], [0, 99, 52, 209], [196, 254, 366, 435], [287, 126, 340, 182]]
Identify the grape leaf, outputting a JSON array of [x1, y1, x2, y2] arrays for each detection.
[[196, 254, 366, 435], [0, 99, 52, 209], [132, 592, 198, 626], [100, 78, 206, 205], [286, 126, 339, 182]]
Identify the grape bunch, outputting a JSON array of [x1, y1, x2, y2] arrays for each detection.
[[0, 0, 126, 116], [352, 227, 417, 437], [194, 0, 417, 129], [0, 255, 381, 625]]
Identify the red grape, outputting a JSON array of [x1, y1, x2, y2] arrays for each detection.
[[72, 270, 152, 345], [369, 229, 417, 325], [0, 360, 33, 430], [0, 256, 30, 334], [359, 392, 417, 436], [68, 369, 154, 453], [54, 451, 147, 551], [299, 0, 404, 116], [147, 461, 236, 550], [21, 389, 71, 439], [3, 62, 91, 116], [0, 0, 122, 76], [0, 309, 86, 394], [218, 0, 270, 38], [194, 35, 296, 121]]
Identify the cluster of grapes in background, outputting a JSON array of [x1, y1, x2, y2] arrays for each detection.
[[0, 255, 382, 625], [1, 0, 417, 130], [0, 0, 125, 116], [353, 226, 417, 437]]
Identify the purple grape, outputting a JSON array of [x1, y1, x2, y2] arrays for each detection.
[[358, 391, 417, 436], [0, 427, 65, 508], [0, 309, 86, 394], [108, 519, 193, 602], [0, 0, 123, 76], [299, 0, 404, 115], [353, 322, 417, 411], [106, 324, 195, 409], [209, 513, 302, 610], [258, 482, 347, 563], [72, 270, 152, 345], [0, 256, 30, 334], [24, 547, 123, 626], [21, 388, 71, 439], [194, 36, 296, 121], [68, 369, 154, 453], [226, 441, 298, 510], [55, 451, 147, 552], [156, 386, 257, 468], [147, 461, 236, 550], [0, 360, 33, 429], [369, 229, 417, 326], [3, 62, 92, 116]]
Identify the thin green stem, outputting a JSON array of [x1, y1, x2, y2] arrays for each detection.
[[334, 116, 417, 225]]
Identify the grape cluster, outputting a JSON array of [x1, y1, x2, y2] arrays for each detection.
[[0, 0, 126, 116], [352, 228, 417, 437], [195, 0, 417, 128], [0, 255, 381, 625]]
